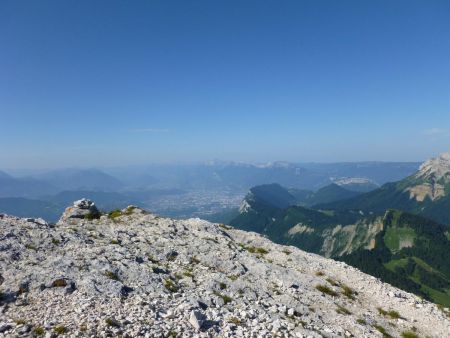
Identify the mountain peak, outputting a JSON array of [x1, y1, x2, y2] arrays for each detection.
[[403, 152, 450, 202], [416, 152, 450, 181]]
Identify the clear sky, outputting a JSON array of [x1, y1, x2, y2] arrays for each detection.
[[1, 0, 450, 168]]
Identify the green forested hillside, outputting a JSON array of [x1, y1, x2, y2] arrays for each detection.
[[247, 183, 297, 209], [245, 183, 362, 209], [231, 184, 450, 306], [304, 183, 361, 206], [340, 210, 450, 306], [230, 154, 450, 306], [317, 180, 450, 227]]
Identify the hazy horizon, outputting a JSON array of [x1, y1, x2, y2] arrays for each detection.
[[0, 157, 428, 173], [2, 1, 450, 168]]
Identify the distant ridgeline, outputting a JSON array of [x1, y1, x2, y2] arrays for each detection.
[[230, 153, 450, 307]]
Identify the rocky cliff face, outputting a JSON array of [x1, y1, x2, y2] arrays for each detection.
[[0, 201, 449, 337], [406, 152, 450, 202], [416, 152, 450, 182]]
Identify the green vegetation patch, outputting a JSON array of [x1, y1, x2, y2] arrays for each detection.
[[214, 291, 233, 304], [218, 223, 232, 230], [108, 209, 122, 219], [244, 245, 269, 255], [124, 206, 136, 215], [377, 307, 401, 319], [105, 318, 121, 327], [341, 284, 356, 300], [326, 277, 339, 286], [384, 257, 410, 272], [183, 271, 194, 278], [53, 326, 67, 335], [417, 283, 450, 309], [104, 270, 120, 281], [336, 305, 351, 315], [373, 324, 392, 338], [33, 327, 45, 336], [316, 284, 338, 297], [164, 279, 179, 293], [384, 226, 416, 252], [401, 332, 419, 338]]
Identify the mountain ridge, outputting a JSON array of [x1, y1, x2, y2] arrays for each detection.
[[230, 153, 450, 307], [0, 200, 448, 337], [316, 152, 450, 227]]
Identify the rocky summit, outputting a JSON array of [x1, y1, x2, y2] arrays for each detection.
[[0, 201, 449, 338], [416, 152, 450, 182]]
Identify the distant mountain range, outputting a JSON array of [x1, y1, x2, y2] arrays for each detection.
[[2, 160, 419, 196], [317, 153, 450, 225], [34, 168, 125, 191], [102, 160, 419, 192], [230, 153, 450, 307], [0, 161, 419, 221], [0, 172, 58, 198]]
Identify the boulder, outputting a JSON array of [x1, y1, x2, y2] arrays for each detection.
[[189, 310, 206, 330]]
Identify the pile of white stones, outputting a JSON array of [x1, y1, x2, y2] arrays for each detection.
[[0, 200, 448, 337]]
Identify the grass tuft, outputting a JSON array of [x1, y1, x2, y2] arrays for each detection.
[[336, 305, 352, 315], [228, 317, 242, 325], [326, 277, 339, 286], [105, 318, 121, 327], [164, 279, 179, 293], [214, 291, 233, 304], [401, 332, 419, 338], [373, 324, 392, 338], [387, 310, 401, 319], [33, 327, 45, 336], [124, 206, 136, 215], [104, 271, 120, 281], [245, 246, 269, 254], [341, 284, 356, 300], [316, 284, 338, 297], [108, 209, 122, 219], [378, 307, 401, 319], [53, 326, 67, 335]]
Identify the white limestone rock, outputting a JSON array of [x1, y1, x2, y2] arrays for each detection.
[[0, 202, 448, 337], [58, 198, 100, 222]]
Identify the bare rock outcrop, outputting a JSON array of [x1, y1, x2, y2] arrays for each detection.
[[0, 202, 448, 337], [58, 198, 100, 223]]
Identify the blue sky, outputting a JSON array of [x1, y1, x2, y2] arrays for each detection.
[[1, 0, 450, 168]]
